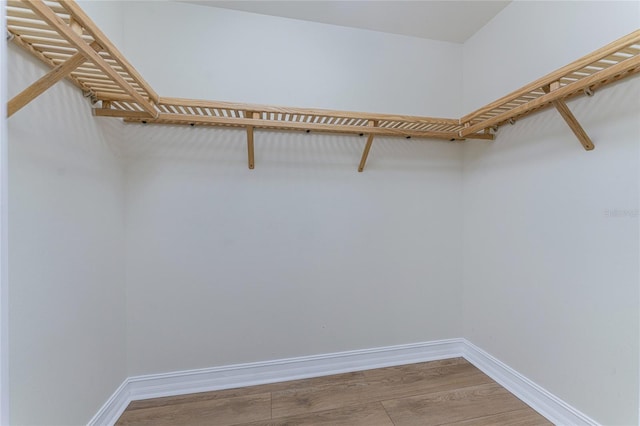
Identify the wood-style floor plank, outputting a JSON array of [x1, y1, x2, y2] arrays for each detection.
[[382, 382, 534, 425], [125, 381, 287, 411], [115, 392, 271, 426], [243, 402, 395, 426], [441, 408, 551, 426], [271, 358, 491, 417], [116, 358, 553, 426]]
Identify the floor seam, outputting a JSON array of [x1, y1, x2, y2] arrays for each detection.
[[435, 406, 538, 426], [379, 400, 397, 426], [116, 361, 550, 425], [376, 379, 496, 405]]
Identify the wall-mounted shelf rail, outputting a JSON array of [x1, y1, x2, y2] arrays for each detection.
[[95, 96, 471, 140], [6, 1, 640, 169], [7, 0, 158, 117], [460, 30, 640, 149]]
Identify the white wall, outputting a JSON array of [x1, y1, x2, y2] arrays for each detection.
[[77, 0, 124, 49], [1, 1, 9, 424], [462, 1, 640, 112], [5, 1, 639, 424], [120, 1, 465, 377], [122, 128, 463, 375], [462, 2, 640, 425], [122, 1, 462, 117], [7, 44, 127, 425]]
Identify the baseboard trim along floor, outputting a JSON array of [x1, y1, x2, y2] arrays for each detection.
[[88, 338, 598, 426]]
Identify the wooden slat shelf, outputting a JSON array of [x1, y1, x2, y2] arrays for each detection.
[[5, 0, 640, 169], [95, 96, 473, 141], [459, 30, 640, 138]]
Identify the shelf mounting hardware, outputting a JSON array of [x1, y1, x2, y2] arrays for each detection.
[[358, 120, 378, 172], [247, 112, 259, 170], [543, 82, 594, 151]]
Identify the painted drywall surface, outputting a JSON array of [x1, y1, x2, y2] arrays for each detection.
[[462, 1, 640, 112], [1, 2, 9, 423], [119, 0, 465, 376], [462, 2, 640, 424], [121, 1, 463, 117], [122, 127, 463, 375], [77, 0, 124, 48], [7, 46, 127, 425]]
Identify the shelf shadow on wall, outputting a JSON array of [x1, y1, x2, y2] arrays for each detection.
[[463, 78, 640, 170], [121, 123, 463, 177]]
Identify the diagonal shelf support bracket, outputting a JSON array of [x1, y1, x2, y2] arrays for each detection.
[[8, 41, 101, 117], [543, 82, 594, 151], [246, 112, 259, 169], [25, 0, 158, 119], [358, 120, 378, 172]]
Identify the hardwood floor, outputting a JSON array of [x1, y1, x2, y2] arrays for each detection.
[[116, 358, 551, 426]]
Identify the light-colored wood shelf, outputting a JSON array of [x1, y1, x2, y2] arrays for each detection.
[[459, 30, 640, 138], [6, 0, 640, 170], [95, 96, 472, 140]]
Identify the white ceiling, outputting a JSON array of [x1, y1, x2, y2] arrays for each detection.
[[181, 1, 511, 44]]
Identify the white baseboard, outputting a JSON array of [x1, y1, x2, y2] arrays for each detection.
[[126, 338, 463, 402], [88, 338, 599, 426], [87, 380, 131, 426], [462, 339, 599, 426]]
